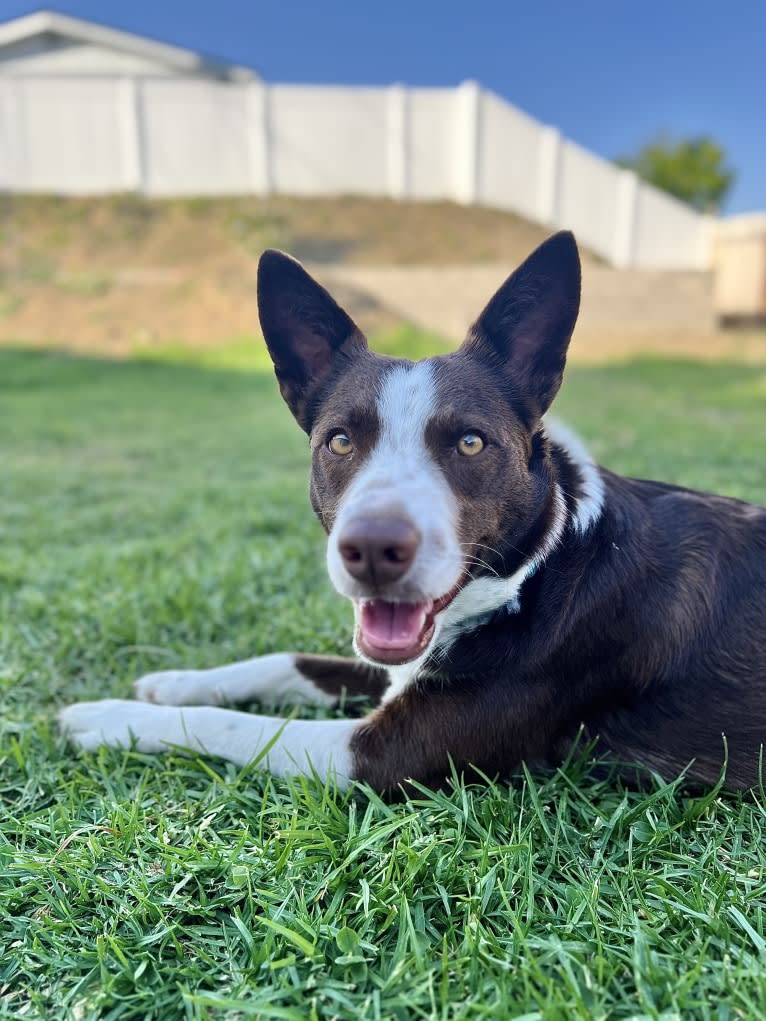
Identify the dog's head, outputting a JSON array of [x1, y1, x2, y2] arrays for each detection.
[[257, 232, 581, 667]]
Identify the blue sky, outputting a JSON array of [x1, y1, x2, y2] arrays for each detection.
[[5, 1, 764, 213]]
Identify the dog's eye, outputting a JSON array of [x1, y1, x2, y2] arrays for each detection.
[[328, 432, 353, 456], [457, 432, 484, 457]]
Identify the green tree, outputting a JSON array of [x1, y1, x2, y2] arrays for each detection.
[[618, 135, 735, 212]]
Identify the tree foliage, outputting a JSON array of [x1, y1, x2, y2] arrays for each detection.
[[618, 135, 735, 212]]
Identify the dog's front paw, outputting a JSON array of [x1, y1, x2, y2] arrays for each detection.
[[58, 699, 174, 753], [134, 669, 210, 706]]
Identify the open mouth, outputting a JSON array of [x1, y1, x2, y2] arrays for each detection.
[[355, 582, 463, 665]]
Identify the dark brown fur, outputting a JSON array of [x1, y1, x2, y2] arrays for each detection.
[[293, 655, 388, 703]]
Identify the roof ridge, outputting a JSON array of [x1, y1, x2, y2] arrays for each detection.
[[0, 9, 258, 81]]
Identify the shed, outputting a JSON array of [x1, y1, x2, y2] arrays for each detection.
[[0, 9, 257, 80], [713, 214, 766, 323]]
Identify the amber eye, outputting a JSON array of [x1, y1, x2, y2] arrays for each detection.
[[328, 432, 353, 456], [457, 432, 485, 457]]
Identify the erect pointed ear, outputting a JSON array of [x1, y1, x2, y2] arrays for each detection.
[[257, 250, 368, 431], [462, 231, 581, 420]]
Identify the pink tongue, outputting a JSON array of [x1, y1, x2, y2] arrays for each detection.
[[360, 600, 433, 650]]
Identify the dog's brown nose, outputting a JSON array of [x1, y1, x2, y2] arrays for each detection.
[[339, 517, 421, 585]]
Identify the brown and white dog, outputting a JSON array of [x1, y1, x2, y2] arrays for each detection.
[[60, 232, 766, 793]]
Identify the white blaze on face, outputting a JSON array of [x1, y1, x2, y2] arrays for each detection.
[[326, 360, 463, 604]]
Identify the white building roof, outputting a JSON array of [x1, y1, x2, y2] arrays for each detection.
[[0, 9, 258, 80]]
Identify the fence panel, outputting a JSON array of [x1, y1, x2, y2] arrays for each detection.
[[478, 89, 542, 221], [633, 183, 710, 269], [142, 78, 251, 195], [0, 76, 125, 192], [557, 139, 621, 262], [407, 88, 459, 200], [269, 85, 388, 196]]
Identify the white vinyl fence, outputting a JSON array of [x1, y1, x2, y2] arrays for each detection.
[[0, 75, 712, 269]]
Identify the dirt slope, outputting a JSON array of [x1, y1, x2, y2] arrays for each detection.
[[0, 195, 551, 351]]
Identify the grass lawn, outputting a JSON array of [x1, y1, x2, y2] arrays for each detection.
[[2, 339, 766, 1020]]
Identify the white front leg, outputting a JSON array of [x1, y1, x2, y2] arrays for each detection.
[[58, 700, 359, 787], [134, 653, 337, 709]]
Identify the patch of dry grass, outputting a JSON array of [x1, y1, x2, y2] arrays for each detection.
[[1, 194, 763, 365], [0, 194, 552, 351]]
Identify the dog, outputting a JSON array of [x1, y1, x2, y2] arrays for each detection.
[[60, 231, 766, 793]]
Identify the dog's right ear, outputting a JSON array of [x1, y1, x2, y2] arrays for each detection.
[[257, 251, 367, 432], [462, 231, 581, 421]]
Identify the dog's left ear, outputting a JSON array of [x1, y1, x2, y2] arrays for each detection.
[[258, 251, 368, 431], [462, 231, 581, 420]]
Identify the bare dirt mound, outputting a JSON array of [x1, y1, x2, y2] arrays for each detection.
[[0, 195, 551, 351], [2, 194, 757, 361]]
